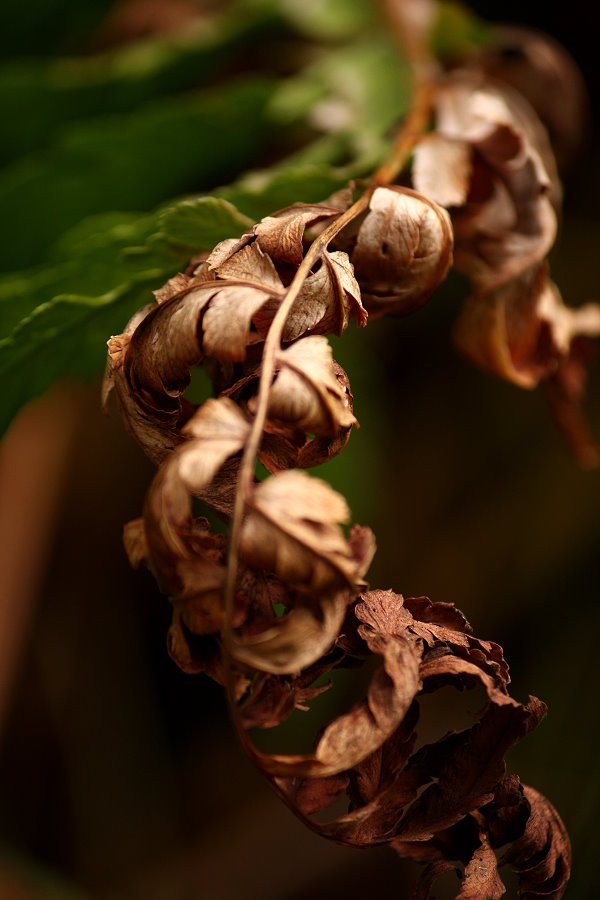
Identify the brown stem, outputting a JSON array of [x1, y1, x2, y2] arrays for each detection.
[[221, 193, 371, 686], [372, 1, 438, 186], [221, 17, 437, 760], [377, 0, 439, 80], [370, 79, 434, 187]]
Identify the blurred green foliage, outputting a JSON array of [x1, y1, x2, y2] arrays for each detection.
[[0, 0, 490, 437], [0, 0, 422, 440]]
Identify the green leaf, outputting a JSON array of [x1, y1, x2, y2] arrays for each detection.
[[0, 77, 276, 272], [156, 196, 253, 250], [0, 195, 258, 435], [431, 1, 493, 61], [220, 164, 351, 220], [244, 0, 376, 40], [268, 36, 412, 165], [0, 7, 284, 167]]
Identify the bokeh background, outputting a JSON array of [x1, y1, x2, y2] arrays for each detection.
[[0, 1, 598, 897]]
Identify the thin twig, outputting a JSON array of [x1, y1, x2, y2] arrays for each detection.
[[371, 79, 434, 187], [221, 194, 371, 690]]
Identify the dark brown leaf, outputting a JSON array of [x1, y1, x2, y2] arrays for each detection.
[[502, 785, 571, 899], [458, 826, 506, 898]]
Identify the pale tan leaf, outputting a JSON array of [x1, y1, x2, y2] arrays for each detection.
[[240, 470, 369, 593], [453, 187, 557, 290], [262, 336, 357, 436], [178, 398, 251, 490], [103, 303, 154, 408], [283, 250, 366, 341], [537, 282, 600, 351], [412, 134, 472, 208], [123, 517, 149, 569], [153, 271, 193, 304], [422, 70, 560, 290], [143, 398, 250, 565], [212, 242, 284, 292], [105, 296, 204, 463], [472, 25, 588, 171], [206, 233, 253, 270], [352, 186, 453, 316], [254, 204, 341, 266], [202, 284, 274, 361], [231, 592, 348, 675]]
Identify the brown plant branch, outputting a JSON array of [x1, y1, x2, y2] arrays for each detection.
[[221, 195, 371, 684], [220, 66, 441, 824], [371, 80, 435, 188]]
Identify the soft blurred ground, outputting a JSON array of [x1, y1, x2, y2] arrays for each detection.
[[1, 2, 599, 898]]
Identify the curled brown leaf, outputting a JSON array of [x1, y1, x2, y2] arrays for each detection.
[[454, 263, 600, 462], [263, 336, 357, 437], [239, 470, 373, 594], [471, 25, 588, 172], [412, 70, 558, 291], [349, 186, 453, 317], [502, 785, 571, 899]]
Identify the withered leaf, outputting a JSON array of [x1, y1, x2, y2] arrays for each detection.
[[483, 775, 530, 851], [205, 233, 254, 271], [394, 699, 544, 844], [283, 773, 350, 817], [269, 592, 548, 854], [106, 286, 219, 463], [230, 591, 349, 675], [239, 470, 373, 594], [472, 25, 588, 172], [143, 398, 249, 576], [259, 626, 421, 781], [458, 832, 506, 898], [211, 241, 284, 292], [123, 517, 149, 570], [502, 785, 571, 899], [283, 250, 366, 341], [178, 398, 251, 488], [167, 611, 248, 699], [453, 264, 600, 462], [412, 134, 473, 209], [239, 656, 337, 731], [201, 284, 275, 362], [256, 361, 355, 474], [351, 186, 453, 316], [360, 592, 510, 698], [262, 336, 357, 437], [153, 271, 194, 305], [454, 265, 600, 387], [105, 303, 188, 464], [413, 70, 559, 290], [254, 203, 343, 266]]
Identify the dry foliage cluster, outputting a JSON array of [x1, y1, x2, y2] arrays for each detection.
[[102, 14, 598, 897]]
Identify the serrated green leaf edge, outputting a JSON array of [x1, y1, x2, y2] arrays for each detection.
[[0, 196, 255, 435]]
